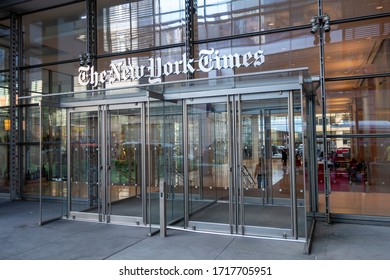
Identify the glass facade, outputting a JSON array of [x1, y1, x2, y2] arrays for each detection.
[[1, 0, 389, 241]]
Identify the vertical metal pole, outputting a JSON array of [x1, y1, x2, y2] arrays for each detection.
[[39, 102, 43, 225], [227, 96, 240, 233], [309, 89, 319, 213], [183, 100, 189, 228], [264, 110, 271, 204], [237, 96, 245, 235], [227, 96, 234, 234], [318, 0, 331, 224], [66, 110, 71, 217], [141, 103, 147, 224], [199, 110, 204, 199], [97, 107, 103, 222], [160, 100, 166, 237], [102, 106, 109, 222], [288, 91, 298, 239], [159, 181, 166, 237], [147, 97, 153, 235]]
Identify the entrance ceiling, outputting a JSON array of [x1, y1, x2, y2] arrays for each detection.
[[0, 0, 73, 19]]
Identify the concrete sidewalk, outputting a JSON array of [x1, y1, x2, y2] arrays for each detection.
[[1, 199, 390, 260]]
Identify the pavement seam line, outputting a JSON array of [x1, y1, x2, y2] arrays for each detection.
[[102, 236, 150, 260], [214, 237, 235, 260]]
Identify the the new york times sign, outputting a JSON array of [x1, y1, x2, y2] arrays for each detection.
[[78, 48, 265, 87]]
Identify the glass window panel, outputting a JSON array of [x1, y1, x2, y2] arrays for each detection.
[[97, 0, 184, 55], [22, 145, 41, 196], [24, 62, 88, 97], [0, 72, 9, 106], [324, 18, 390, 78], [326, 77, 390, 135], [195, 0, 318, 40], [194, 29, 320, 79], [22, 106, 41, 143], [324, 0, 390, 20], [0, 19, 10, 71], [317, 136, 390, 217], [0, 144, 8, 193], [23, 2, 87, 66]]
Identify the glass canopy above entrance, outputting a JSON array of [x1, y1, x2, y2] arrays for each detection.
[[18, 68, 315, 247], [20, 67, 313, 106]]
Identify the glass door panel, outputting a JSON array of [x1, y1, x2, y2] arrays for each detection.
[[147, 101, 166, 233], [108, 106, 143, 223], [187, 100, 230, 232], [240, 96, 293, 234], [40, 106, 66, 224], [163, 101, 184, 226], [69, 105, 147, 225], [293, 90, 306, 238], [69, 109, 101, 218], [239, 91, 304, 239]]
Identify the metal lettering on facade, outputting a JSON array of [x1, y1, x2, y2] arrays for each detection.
[[78, 48, 265, 87]]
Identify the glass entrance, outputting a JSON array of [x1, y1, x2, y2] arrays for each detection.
[[239, 92, 305, 238], [186, 98, 230, 232], [68, 104, 145, 225], [178, 92, 305, 239]]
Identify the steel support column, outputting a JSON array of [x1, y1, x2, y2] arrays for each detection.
[[319, 2, 330, 224], [9, 13, 20, 200], [314, 0, 331, 223], [87, 0, 97, 63], [185, 0, 195, 80]]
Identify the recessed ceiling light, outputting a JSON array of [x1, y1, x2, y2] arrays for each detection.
[[376, 6, 384, 10]]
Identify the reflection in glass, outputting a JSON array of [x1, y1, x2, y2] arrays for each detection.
[[324, 18, 390, 78], [0, 108, 9, 193], [187, 102, 230, 225], [97, 0, 184, 55], [0, 20, 10, 71], [324, 0, 390, 20], [23, 2, 86, 66], [326, 77, 390, 135], [109, 108, 143, 217], [317, 136, 390, 216], [240, 97, 294, 231], [195, 29, 320, 79], [196, 0, 317, 40], [70, 111, 99, 212], [161, 101, 184, 225], [40, 107, 66, 222]]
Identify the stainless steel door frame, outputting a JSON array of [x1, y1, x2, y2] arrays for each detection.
[[67, 104, 145, 225], [106, 103, 145, 226], [67, 106, 102, 222], [238, 91, 300, 239], [185, 96, 231, 233], [182, 92, 301, 238]]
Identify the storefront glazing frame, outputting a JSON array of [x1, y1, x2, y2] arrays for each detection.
[[0, 0, 389, 228]]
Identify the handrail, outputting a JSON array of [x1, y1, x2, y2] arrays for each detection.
[[241, 165, 256, 188], [241, 165, 256, 185], [112, 165, 135, 182]]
